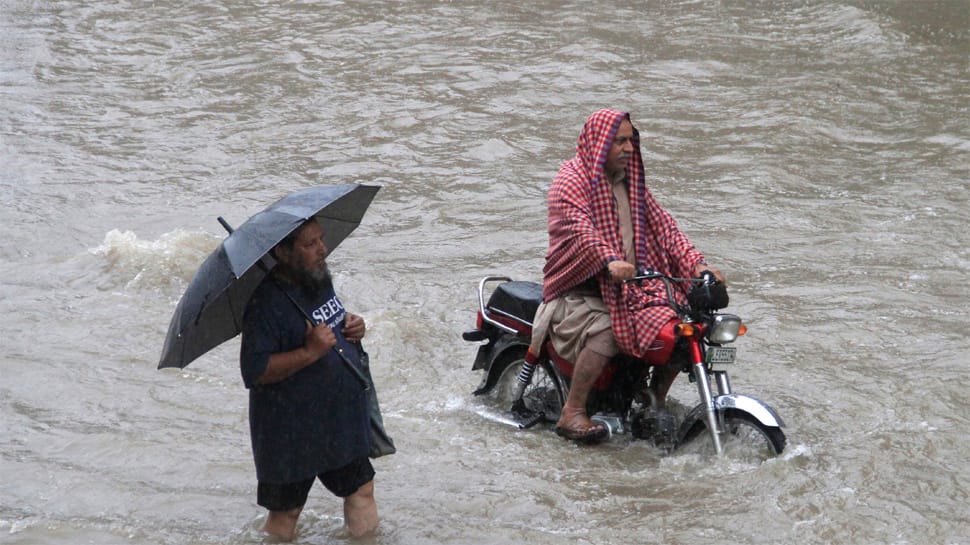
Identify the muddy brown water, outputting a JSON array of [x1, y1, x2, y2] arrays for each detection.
[[1, 1, 967, 544]]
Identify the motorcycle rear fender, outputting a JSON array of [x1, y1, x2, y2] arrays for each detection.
[[472, 334, 530, 394], [466, 326, 510, 370], [682, 394, 785, 429], [470, 344, 491, 371]]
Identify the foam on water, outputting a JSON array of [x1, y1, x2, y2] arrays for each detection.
[[89, 228, 219, 292]]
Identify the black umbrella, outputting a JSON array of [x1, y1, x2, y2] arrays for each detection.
[[158, 184, 380, 371]]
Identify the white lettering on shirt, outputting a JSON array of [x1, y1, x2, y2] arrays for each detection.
[[311, 294, 346, 329]]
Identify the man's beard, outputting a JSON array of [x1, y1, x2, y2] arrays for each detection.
[[606, 154, 630, 181], [281, 261, 333, 294]]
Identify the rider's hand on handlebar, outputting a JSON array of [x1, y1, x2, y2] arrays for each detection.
[[692, 263, 727, 286], [608, 260, 637, 282]]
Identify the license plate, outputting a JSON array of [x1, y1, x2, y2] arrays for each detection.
[[706, 346, 736, 364]]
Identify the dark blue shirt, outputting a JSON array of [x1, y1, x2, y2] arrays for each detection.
[[240, 276, 370, 483]]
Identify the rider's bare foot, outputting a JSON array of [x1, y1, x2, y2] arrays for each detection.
[[555, 406, 607, 443]]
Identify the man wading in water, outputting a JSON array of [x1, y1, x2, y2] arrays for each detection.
[[240, 218, 378, 540]]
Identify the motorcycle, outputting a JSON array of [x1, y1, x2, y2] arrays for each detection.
[[462, 270, 786, 458]]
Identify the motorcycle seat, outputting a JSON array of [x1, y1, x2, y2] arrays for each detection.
[[487, 281, 543, 324]]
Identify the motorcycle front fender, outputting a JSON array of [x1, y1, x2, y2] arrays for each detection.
[[681, 394, 785, 430], [714, 394, 785, 428]]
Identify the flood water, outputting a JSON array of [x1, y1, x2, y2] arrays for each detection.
[[1, 1, 968, 544]]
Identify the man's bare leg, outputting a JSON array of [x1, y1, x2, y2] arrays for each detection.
[[556, 346, 609, 433], [343, 480, 378, 537], [645, 363, 682, 446], [649, 362, 681, 409], [264, 506, 302, 541]]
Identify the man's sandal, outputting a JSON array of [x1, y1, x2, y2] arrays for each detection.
[[555, 422, 608, 444]]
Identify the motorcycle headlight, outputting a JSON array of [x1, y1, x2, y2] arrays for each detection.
[[708, 314, 743, 344]]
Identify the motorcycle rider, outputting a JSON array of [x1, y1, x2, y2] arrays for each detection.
[[531, 109, 725, 443]]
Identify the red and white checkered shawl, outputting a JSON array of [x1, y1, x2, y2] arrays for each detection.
[[542, 109, 707, 358]]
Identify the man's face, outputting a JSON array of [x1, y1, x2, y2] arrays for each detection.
[[605, 119, 635, 179], [279, 220, 330, 286]]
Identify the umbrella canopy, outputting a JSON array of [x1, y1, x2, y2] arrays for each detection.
[[158, 184, 380, 370]]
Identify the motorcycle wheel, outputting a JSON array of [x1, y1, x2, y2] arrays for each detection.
[[679, 409, 786, 459], [487, 348, 565, 423]]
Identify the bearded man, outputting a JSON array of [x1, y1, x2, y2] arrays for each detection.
[[240, 218, 377, 540], [532, 109, 725, 443]]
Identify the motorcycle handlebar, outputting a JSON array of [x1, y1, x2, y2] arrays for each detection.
[[625, 268, 719, 285], [625, 269, 729, 313], [624, 269, 703, 285], [626, 268, 662, 281]]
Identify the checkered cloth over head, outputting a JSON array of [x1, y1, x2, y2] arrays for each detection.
[[541, 109, 706, 357]]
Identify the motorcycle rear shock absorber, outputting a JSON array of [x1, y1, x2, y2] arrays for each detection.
[[510, 349, 544, 428], [514, 348, 540, 388]]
